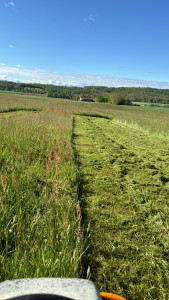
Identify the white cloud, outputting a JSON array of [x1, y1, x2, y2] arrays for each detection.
[[14, 64, 24, 68], [9, 45, 15, 48], [0, 74, 7, 80], [0, 63, 169, 89], [4, 1, 18, 13], [9, 1, 15, 6], [83, 14, 96, 22], [4, 1, 15, 7], [88, 14, 95, 21]]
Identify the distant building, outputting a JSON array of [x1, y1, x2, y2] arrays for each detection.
[[79, 97, 95, 102]]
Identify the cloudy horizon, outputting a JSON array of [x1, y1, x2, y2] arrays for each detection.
[[0, 63, 169, 89]]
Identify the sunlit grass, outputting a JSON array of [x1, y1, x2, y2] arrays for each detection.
[[73, 115, 169, 300], [0, 93, 169, 299], [0, 93, 169, 140], [0, 110, 83, 280]]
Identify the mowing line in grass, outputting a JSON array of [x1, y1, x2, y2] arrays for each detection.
[[73, 115, 169, 300]]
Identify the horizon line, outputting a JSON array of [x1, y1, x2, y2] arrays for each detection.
[[0, 64, 169, 89]]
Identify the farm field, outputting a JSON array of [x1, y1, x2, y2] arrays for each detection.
[[127, 103, 169, 113], [0, 92, 169, 299], [73, 115, 169, 299]]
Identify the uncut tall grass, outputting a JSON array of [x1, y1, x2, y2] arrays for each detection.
[[0, 110, 83, 280], [0, 94, 168, 139]]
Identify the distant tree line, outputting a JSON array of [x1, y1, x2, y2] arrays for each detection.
[[114, 87, 169, 104], [46, 85, 115, 99], [0, 81, 45, 94], [0, 80, 169, 104]]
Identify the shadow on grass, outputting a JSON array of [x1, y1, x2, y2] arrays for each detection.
[[0, 107, 42, 113], [71, 117, 95, 279], [74, 112, 113, 119]]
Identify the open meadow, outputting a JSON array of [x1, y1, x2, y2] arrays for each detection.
[[0, 93, 169, 300]]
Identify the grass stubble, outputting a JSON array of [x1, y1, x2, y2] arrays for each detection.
[[0, 93, 169, 300]]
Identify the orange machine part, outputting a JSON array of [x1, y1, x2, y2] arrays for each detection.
[[100, 292, 126, 300]]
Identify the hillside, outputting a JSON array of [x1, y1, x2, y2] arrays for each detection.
[[0, 81, 169, 104]]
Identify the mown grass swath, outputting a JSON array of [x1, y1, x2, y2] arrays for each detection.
[[73, 115, 169, 300]]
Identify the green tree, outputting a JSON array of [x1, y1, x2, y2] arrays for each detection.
[[95, 95, 108, 103], [73, 94, 80, 101], [107, 93, 131, 105]]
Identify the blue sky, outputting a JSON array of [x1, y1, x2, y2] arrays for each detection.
[[0, 0, 169, 88]]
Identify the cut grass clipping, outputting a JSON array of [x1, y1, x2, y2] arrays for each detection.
[[73, 115, 169, 300]]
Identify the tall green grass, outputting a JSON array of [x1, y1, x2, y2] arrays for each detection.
[[0, 110, 83, 280], [0, 93, 169, 139]]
